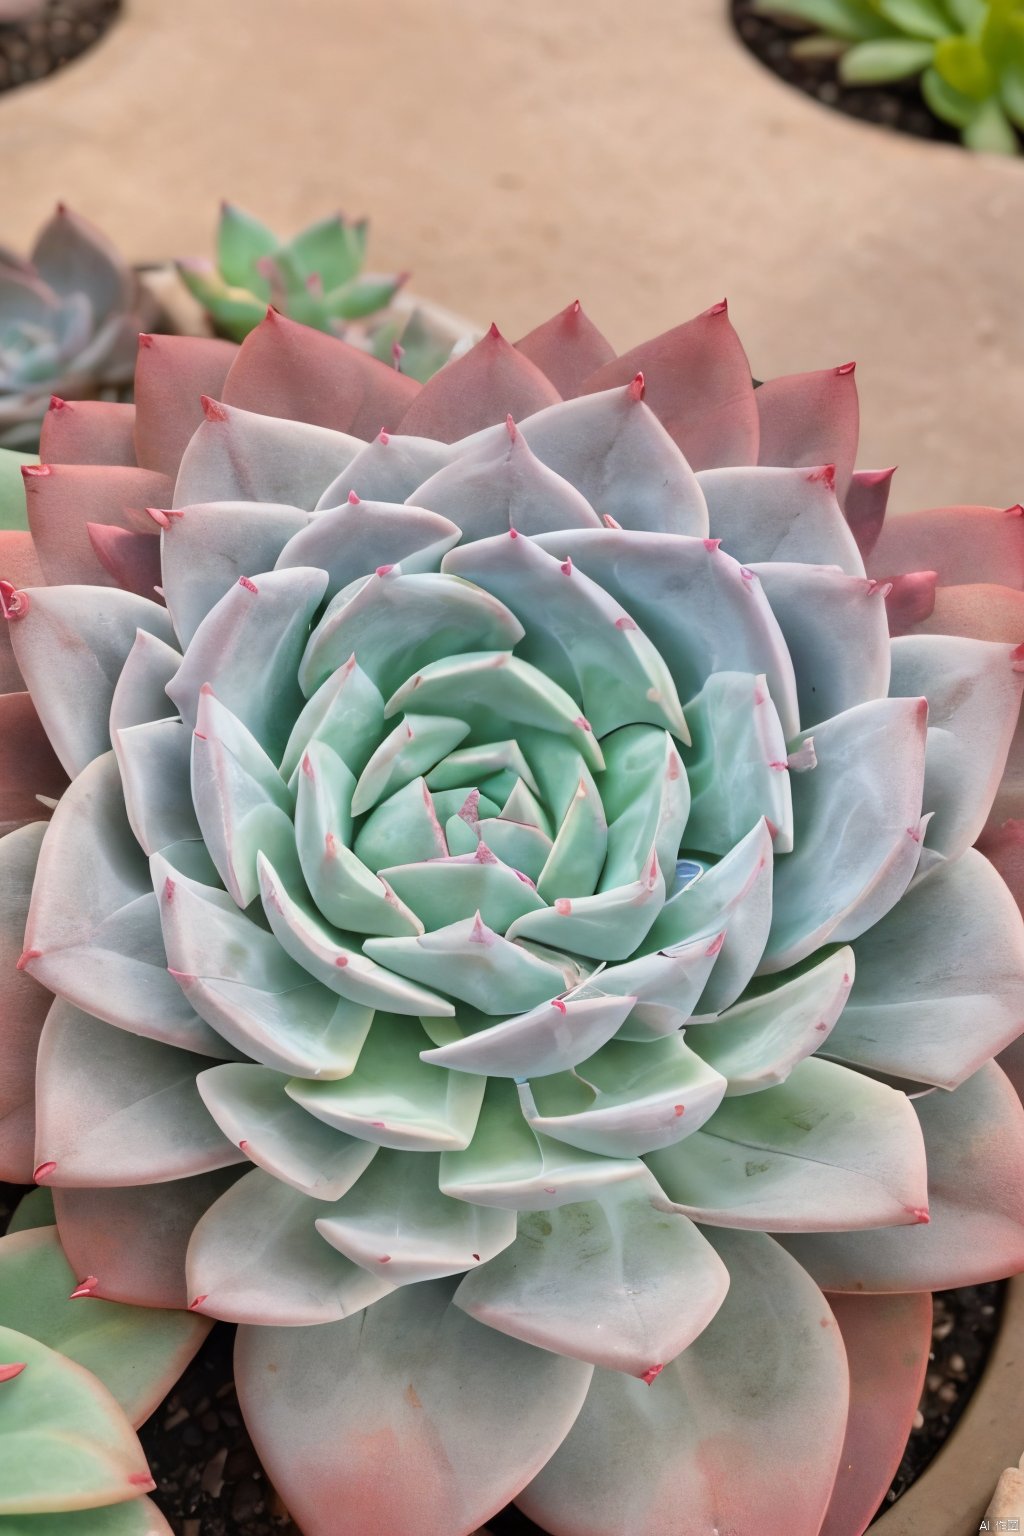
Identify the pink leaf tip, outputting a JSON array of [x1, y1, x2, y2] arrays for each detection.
[[0, 1363, 27, 1383], [200, 396, 229, 423], [0, 581, 30, 621], [640, 1364, 665, 1386], [627, 371, 645, 402], [33, 1161, 57, 1183], [488, 321, 502, 340], [348, 490, 361, 504], [836, 361, 856, 376], [68, 1275, 100, 1300], [21, 463, 52, 479], [907, 1206, 930, 1224], [48, 395, 67, 412], [807, 464, 836, 491], [188, 1295, 208, 1312], [707, 299, 728, 316], [238, 576, 258, 594], [15, 947, 41, 971]]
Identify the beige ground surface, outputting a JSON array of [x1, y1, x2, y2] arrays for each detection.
[[1, 0, 1021, 512]]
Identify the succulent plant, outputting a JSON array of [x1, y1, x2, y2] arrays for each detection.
[[176, 203, 450, 381], [2, 302, 1024, 1536], [753, 0, 1024, 153], [0, 205, 158, 452]]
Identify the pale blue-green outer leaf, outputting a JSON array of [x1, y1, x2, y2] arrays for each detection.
[[419, 987, 636, 1078], [366, 914, 571, 1015], [646, 1056, 927, 1231], [316, 432, 455, 508], [516, 1229, 847, 1536], [172, 401, 361, 510], [454, 1182, 729, 1375], [234, 1278, 593, 1536], [10, 587, 174, 778], [277, 499, 461, 602], [161, 502, 308, 648], [107, 630, 181, 737], [697, 464, 865, 573], [185, 1168, 393, 1325], [683, 670, 793, 853], [825, 849, 1024, 1089]]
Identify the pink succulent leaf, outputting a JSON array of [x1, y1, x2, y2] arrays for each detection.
[[780, 1061, 1024, 1290], [39, 398, 138, 468], [751, 562, 892, 728], [23, 463, 173, 588], [533, 529, 800, 738], [0, 1321, 156, 1514], [0, 527, 43, 692], [888, 634, 1024, 863], [86, 524, 162, 601], [827, 848, 1024, 1090], [313, 431, 455, 508], [160, 502, 308, 647], [576, 304, 760, 471], [132, 333, 237, 479], [648, 819, 774, 1017], [221, 309, 419, 437], [453, 1179, 728, 1373], [755, 363, 860, 504], [10, 585, 175, 776], [22, 753, 227, 1056], [234, 1278, 593, 1536], [315, 1148, 517, 1285], [196, 1061, 379, 1201], [647, 1056, 927, 1231], [818, 1291, 932, 1536], [172, 399, 362, 511], [166, 564, 327, 756], [515, 1230, 847, 1536], [156, 852, 373, 1076], [397, 324, 562, 442], [697, 464, 864, 574], [277, 498, 459, 604], [868, 503, 1024, 590], [883, 570, 939, 636], [34, 996, 246, 1187], [843, 466, 896, 562], [686, 944, 854, 1095], [980, 818, 1024, 916], [185, 1167, 394, 1325], [0, 1225, 211, 1430], [444, 533, 688, 739], [0, 691, 67, 836], [0, 822, 50, 1181], [408, 419, 603, 542], [508, 386, 709, 537], [760, 697, 928, 972], [53, 1170, 244, 1309], [514, 301, 617, 398]]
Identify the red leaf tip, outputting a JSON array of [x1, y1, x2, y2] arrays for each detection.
[[505, 414, 518, 442], [707, 299, 728, 317], [188, 1295, 208, 1311], [0, 1363, 27, 1384], [640, 1364, 664, 1386], [348, 490, 361, 504], [807, 464, 836, 491], [68, 1275, 99, 1299], [33, 1161, 57, 1183], [128, 1474, 157, 1490], [1004, 504, 1024, 518], [907, 1206, 930, 1224], [15, 947, 40, 971], [48, 395, 67, 412], [200, 395, 229, 423], [836, 361, 856, 376], [137, 332, 154, 349], [627, 371, 645, 403], [488, 321, 503, 340], [21, 463, 52, 478], [0, 581, 30, 622]]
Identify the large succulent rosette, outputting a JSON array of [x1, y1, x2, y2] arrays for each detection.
[[2, 303, 1024, 1536], [0, 206, 156, 452]]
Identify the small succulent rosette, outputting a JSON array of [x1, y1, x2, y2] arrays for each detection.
[[176, 203, 449, 381], [2, 303, 1024, 1536], [0, 206, 157, 452]]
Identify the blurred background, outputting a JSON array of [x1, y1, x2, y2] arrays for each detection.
[[1, 0, 1022, 512]]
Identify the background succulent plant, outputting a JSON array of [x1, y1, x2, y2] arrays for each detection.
[[754, 0, 1024, 153], [2, 302, 1024, 1536], [0, 205, 157, 452], [177, 203, 451, 381]]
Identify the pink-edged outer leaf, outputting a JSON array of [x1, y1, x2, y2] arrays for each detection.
[[0, 692, 67, 836], [0, 528, 43, 693], [516, 1228, 848, 1536], [755, 364, 860, 504], [234, 1277, 593, 1536], [222, 309, 419, 438], [397, 324, 562, 442], [576, 302, 759, 471], [883, 571, 938, 637], [53, 1168, 244, 1308], [843, 467, 895, 562], [23, 463, 172, 588], [915, 581, 1024, 646], [868, 504, 1024, 590], [779, 1062, 1024, 1292], [818, 1292, 931, 1536], [0, 822, 50, 1181], [39, 398, 138, 467], [86, 524, 162, 601], [514, 301, 616, 397], [980, 820, 1024, 917], [132, 331, 237, 480]]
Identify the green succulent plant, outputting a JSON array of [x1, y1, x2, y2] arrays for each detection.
[[177, 203, 451, 382], [753, 0, 1024, 152], [2, 302, 1024, 1535]]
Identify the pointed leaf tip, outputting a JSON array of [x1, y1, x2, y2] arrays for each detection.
[[33, 1161, 57, 1182], [837, 361, 856, 376], [0, 1363, 27, 1382], [200, 395, 229, 423]]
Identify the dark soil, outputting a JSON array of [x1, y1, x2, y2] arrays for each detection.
[[731, 0, 962, 148], [0, 1180, 1007, 1531], [0, 0, 121, 97]]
